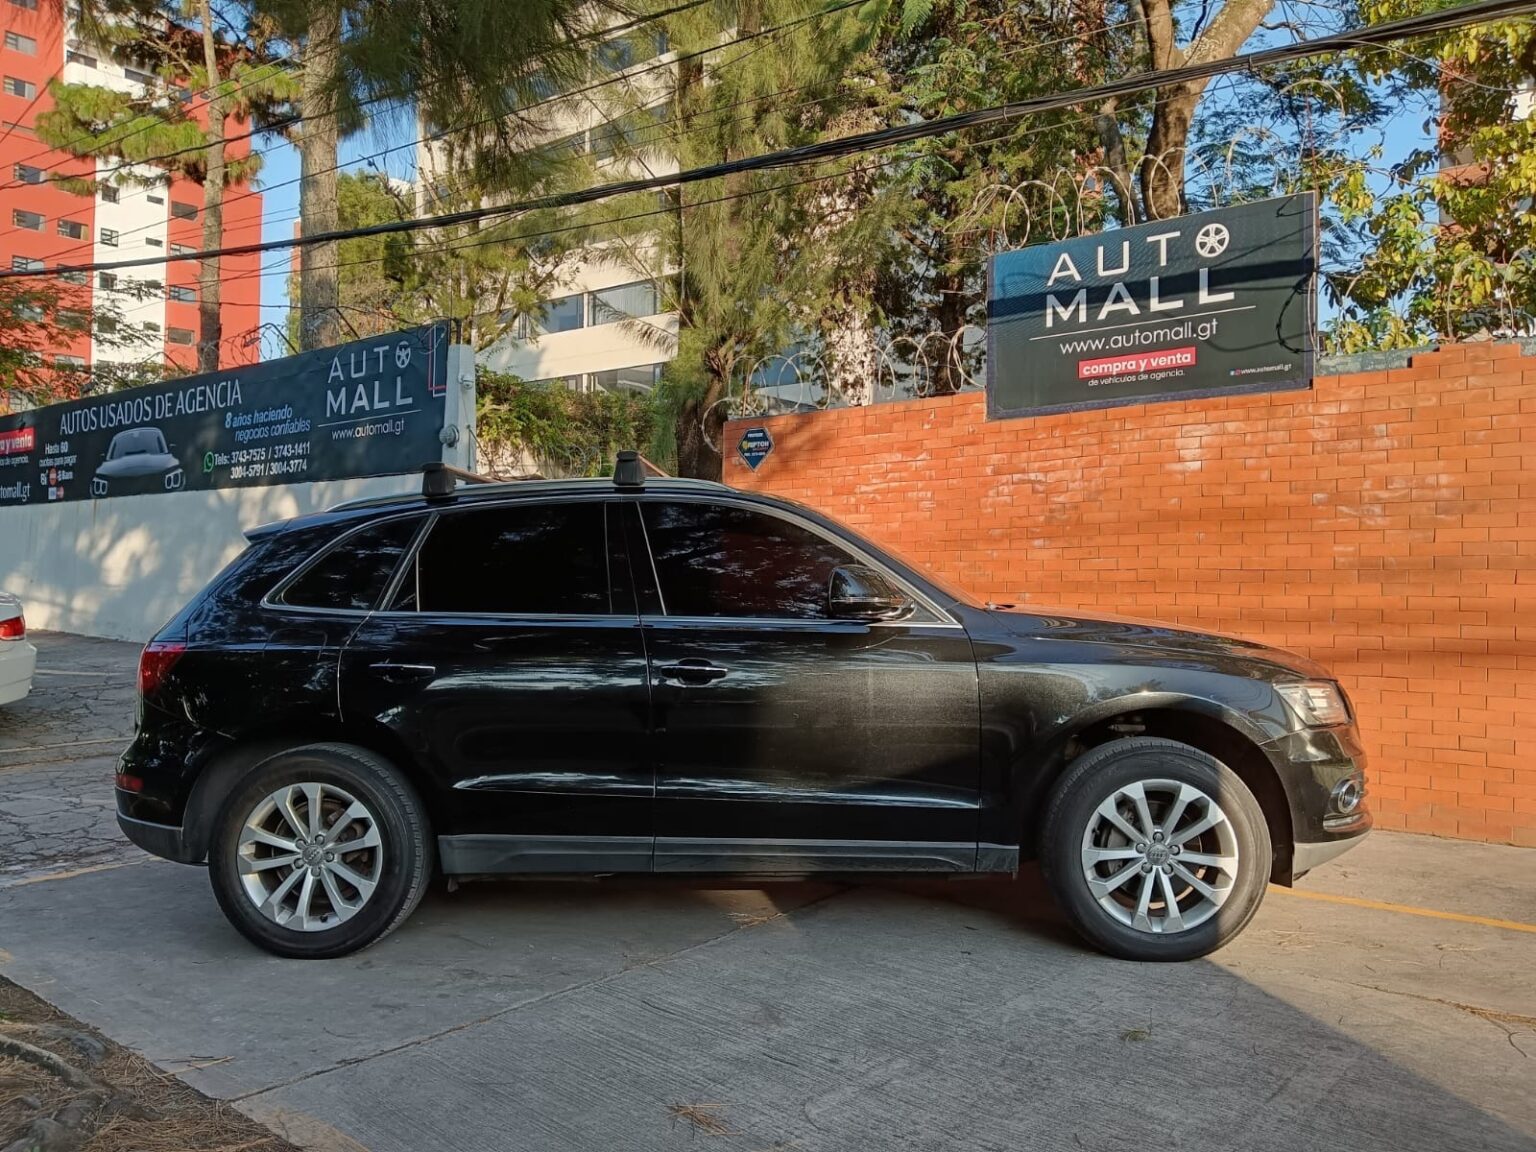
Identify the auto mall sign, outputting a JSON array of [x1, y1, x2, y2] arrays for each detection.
[[0, 323, 449, 506], [986, 193, 1316, 418]]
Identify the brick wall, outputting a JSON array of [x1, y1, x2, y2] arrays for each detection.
[[725, 342, 1536, 846]]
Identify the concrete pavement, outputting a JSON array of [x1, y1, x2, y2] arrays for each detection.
[[2, 631, 1533, 1152]]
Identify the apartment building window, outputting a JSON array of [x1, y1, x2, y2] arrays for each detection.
[[141, 321, 160, 334], [12, 256, 42, 272], [123, 67, 155, 86], [9, 0, 39, 10], [5, 32, 38, 55], [592, 30, 667, 73], [170, 242, 194, 256], [591, 103, 666, 162], [54, 354, 86, 370], [533, 292, 584, 335], [589, 363, 664, 393], [167, 326, 194, 345], [96, 314, 117, 334], [59, 268, 86, 284], [100, 183, 119, 203], [146, 193, 163, 204], [589, 280, 660, 325], [101, 228, 118, 246], [14, 302, 41, 321], [57, 309, 87, 330], [12, 163, 42, 183], [3, 77, 37, 98], [145, 236, 163, 247], [136, 280, 162, 301], [66, 50, 97, 68], [57, 219, 87, 240], [11, 209, 43, 231], [170, 200, 197, 220], [98, 271, 117, 290], [168, 284, 195, 303]]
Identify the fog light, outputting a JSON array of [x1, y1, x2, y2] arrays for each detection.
[[1332, 777, 1362, 814]]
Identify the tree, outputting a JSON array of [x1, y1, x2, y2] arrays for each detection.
[[1, 281, 140, 409], [252, 0, 619, 349], [35, 0, 295, 370], [1325, 9, 1536, 348]]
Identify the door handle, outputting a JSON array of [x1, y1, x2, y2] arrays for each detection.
[[656, 660, 729, 685], [369, 662, 437, 683]]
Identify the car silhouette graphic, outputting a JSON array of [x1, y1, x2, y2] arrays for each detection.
[[91, 427, 185, 498]]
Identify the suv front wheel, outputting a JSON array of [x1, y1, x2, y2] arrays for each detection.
[[208, 743, 432, 959], [1040, 737, 1271, 962]]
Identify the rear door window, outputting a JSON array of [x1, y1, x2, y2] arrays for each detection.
[[281, 517, 421, 612], [410, 501, 612, 615]]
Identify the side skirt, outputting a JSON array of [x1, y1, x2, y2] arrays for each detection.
[[438, 835, 1020, 876]]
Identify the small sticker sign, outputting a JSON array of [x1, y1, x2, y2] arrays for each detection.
[[737, 426, 773, 471]]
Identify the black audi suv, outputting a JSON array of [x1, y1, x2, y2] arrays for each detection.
[[117, 454, 1370, 961]]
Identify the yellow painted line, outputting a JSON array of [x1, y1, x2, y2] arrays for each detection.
[[1271, 885, 1536, 935], [0, 857, 147, 891]]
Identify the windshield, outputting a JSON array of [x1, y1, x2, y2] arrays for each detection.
[[108, 428, 167, 459]]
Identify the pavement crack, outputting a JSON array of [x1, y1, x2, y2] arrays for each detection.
[[230, 885, 851, 1104], [1342, 981, 1536, 1055]]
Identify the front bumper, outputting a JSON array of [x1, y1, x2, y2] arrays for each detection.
[[1260, 721, 1371, 882]]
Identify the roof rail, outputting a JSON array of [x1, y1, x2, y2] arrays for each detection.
[[422, 461, 495, 501]]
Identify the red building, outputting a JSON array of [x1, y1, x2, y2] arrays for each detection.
[[0, 0, 262, 396]]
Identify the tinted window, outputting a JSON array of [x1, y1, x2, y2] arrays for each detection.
[[283, 517, 420, 611], [415, 502, 610, 615], [641, 501, 857, 620]]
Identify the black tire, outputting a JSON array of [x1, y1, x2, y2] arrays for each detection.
[[1039, 737, 1271, 962], [207, 743, 431, 959]]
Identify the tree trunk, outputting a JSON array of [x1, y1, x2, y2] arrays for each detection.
[[298, 0, 341, 351], [1139, 82, 1201, 221], [1136, 0, 1275, 222], [675, 375, 724, 480], [196, 0, 225, 373]]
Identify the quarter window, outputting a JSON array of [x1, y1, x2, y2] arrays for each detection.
[[640, 502, 859, 620], [411, 502, 610, 615], [282, 517, 421, 612]]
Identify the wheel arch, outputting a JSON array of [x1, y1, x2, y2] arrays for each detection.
[[181, 721, 442, 863], [1020, 700, 1294, 884]]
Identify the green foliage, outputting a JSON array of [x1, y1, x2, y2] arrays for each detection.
[[1322, 15, 1536, 349], [476, 371, 654, 476], [0, 282, 139, 409]]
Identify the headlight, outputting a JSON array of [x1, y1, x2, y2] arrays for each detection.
[[1277, 681, 1350, 727]]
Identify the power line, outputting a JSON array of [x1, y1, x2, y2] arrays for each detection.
[[5, 0, 1530, 284], [6, 0, 859, 261]]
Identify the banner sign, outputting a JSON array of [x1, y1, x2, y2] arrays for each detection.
[[0, 323, 449, 505], [987, 194, 1315, 418]]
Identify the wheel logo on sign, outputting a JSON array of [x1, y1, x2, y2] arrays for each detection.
[[1195, 223, 1229, 258]]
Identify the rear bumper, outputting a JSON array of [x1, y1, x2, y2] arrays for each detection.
[[0, 640, 37, 705], [117, 811, 203, 865]]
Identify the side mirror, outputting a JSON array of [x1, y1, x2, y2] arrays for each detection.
[[828, 564, 912, 622]]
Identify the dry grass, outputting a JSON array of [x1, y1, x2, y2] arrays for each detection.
[[0, 978, 298, 1152]]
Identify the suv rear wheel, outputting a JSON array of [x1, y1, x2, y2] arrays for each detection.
[[207, 743, 431, 959], [1040, 737, 1271, 962]]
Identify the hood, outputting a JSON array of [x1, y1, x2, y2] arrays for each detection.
[[96, 453, 180, 479], [985, 605, 1333, 681]]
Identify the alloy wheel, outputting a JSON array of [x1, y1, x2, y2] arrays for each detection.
[[236, 782, 384, 932], [1079, 778, 1240, 935]]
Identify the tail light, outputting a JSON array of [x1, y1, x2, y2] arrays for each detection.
[[138, 640, 186, 698], [0, 613, 23, 641]]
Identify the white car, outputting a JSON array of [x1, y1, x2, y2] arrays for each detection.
[[0, 591, 36, 706]]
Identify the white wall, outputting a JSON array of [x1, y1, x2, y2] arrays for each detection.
[[0, 473, 421, 642]]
